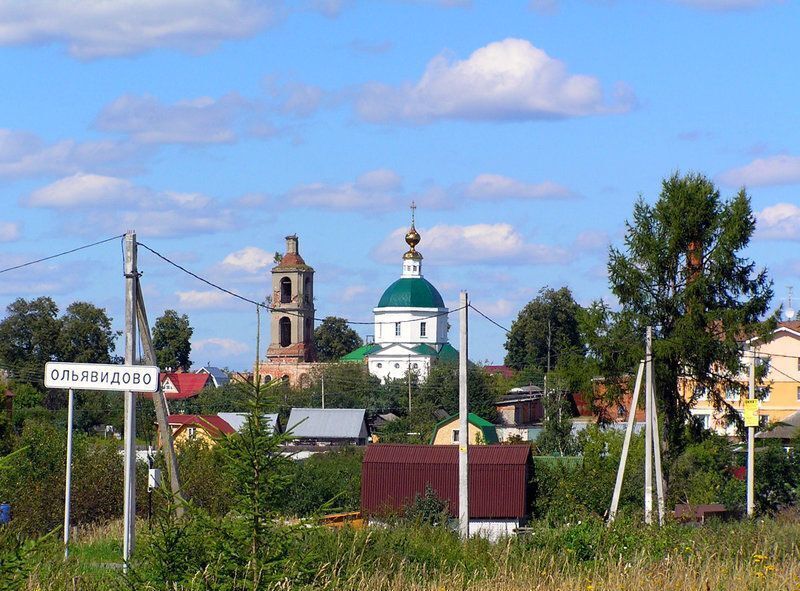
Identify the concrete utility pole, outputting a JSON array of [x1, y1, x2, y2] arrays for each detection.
[[747, 348, 756, 517], [122, 232, 138, 567], [644, 326, 653, 525], [650, 363, 666, 525], [321, 374, 325, 409], [458, 291, 469, 539], [408, 354, 412, 413]]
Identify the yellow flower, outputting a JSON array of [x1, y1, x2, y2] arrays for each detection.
[[765, 565, 775, 573], [587, 585, 594, 591], [753, 554, 767, 563]]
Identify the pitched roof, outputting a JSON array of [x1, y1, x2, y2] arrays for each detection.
[[756, 410, 800, 440], [431, 412, 499, 444], [217, 412, 280, 433], [160, 372, 211, 400], [286, 408, 368, 439], [167, 414, 235, 437], [483, 365, 515, 379], [196, 366, 230, 387], [436, 343, 459, 363], [341, 343, 383, 362]]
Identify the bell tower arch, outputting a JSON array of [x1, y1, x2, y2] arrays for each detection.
[[267, 235, 316, 362]]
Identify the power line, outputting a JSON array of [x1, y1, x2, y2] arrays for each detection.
[[469, 303, 510, 334], [0, 234, 124, 275], [137, 240, 463, 326]]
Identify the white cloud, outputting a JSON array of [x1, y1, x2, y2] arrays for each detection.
[[471, 297, 516, 318], [222, 247, 275, 273], [465, 173, 577, 200], [95, 93, 254, 145], [374, 223, 572, 265], [356, 38, 634, 124], [176, 290, 236, 309], [193, 337, 249, 356], [286, 168, 402, 211], [26, 173, 145, 208], [0, 0, 278, 59], [0, 221, 21, 242], [25, 174, 236, 238], [756, 203, 800, 241], [718, 155, 800, 187], [0, 129, 141, 178]]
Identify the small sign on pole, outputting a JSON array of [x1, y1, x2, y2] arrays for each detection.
[[744, 399, 760, 428]]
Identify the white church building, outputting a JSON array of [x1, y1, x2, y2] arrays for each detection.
[[342, 211, 457, 381]]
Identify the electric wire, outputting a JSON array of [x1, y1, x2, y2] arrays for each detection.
[[136, 240, 463, 326], [468, 303, 511, 334], [0, 234, 124, 275]]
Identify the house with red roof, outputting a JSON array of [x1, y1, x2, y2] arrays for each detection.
[[162, 414, 235, 447], [160, 371, 212, 400]]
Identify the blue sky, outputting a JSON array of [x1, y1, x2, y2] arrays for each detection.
[[1, 0, 799, 371]]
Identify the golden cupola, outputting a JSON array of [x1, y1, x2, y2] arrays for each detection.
[[403, 201, 423, 261]]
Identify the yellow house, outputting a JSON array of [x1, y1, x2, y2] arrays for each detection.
[[161, 414, 236, 447], [430, 413, 499, 445], [683, 321, 800, 435]]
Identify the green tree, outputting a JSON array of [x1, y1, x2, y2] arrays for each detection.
[[0, 297, 61, 384], [153, 310, 193, 371], [419, 362, 498, 423], [57, 301, 120, 364], [313, 316, 363, 361], [608, 172, 773, 455], [504, 287, 584, 372]]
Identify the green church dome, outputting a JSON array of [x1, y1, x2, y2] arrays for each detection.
[[377, 277, 445, 309]]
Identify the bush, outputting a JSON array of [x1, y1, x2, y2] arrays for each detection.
[[280, 447, 364, 516]]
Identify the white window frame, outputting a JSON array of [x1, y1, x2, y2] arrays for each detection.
[[452, 429, 459, 443], [395, 322, 401, 337], [420, 321, 427, 338]]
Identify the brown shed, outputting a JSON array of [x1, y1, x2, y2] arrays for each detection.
[[361, 444, 532, 519]]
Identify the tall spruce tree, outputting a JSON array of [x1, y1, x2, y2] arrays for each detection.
[[608, 172, 773, 455]]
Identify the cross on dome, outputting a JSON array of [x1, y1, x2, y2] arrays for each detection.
[[402, 202, 423, 277]]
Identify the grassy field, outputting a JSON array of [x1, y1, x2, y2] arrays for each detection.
[[14, 513, 800, 590]]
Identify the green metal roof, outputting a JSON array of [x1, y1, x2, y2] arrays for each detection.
[[340, 343, 382, 362], [376, 277, 445, 309], [411, 344, 438, 356], [436, 342, 459, 363], [430, 412, 499, 444]]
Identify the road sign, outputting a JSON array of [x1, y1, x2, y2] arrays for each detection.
[[744, 398, 760, 428], [44, 362, 159, 392]]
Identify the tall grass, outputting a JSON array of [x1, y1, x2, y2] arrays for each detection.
[[20, 515, 800, 590]]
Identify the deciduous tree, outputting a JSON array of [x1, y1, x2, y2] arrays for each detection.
[[313, 316, 363, 362], [57, 301, 120, 364], [153, 310, 193, 371], [0, 297, 61, 383], [504, 287, 584, 372]]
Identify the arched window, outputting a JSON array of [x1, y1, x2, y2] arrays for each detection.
[[305, 318, 312, 343], [304, 277, 311, 303], [280, 277, 292, 303], [279, 317, 291, 347]]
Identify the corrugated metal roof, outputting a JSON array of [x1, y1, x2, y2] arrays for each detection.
[[361, 444, 531, 519], [217, 412, 280, 434], [197, 366, 230, 387], [287, 408, 368, 439]]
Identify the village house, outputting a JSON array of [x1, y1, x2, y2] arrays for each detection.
[[430, 412, 499, 445], [285, 407, 370, 446], [684, 321, 800, 436], [361, 444, 532, 540]]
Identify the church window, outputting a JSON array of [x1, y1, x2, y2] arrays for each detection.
[[395, 322, 401, 337], [420, 322, 427, 338], [413, 363, 418, 369], [280, 277, 292, 303], [377, 363, 383, 368], [279, 317, 291, 347], [304, 277, 311, 303], [394, 363, 400, 369]]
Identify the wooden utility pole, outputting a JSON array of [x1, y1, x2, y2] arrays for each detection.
[[458, 291, 469, 539], [135, 284, 182, 511]]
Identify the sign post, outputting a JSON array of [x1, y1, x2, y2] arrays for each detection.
[[44, 361, 159, 561]]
